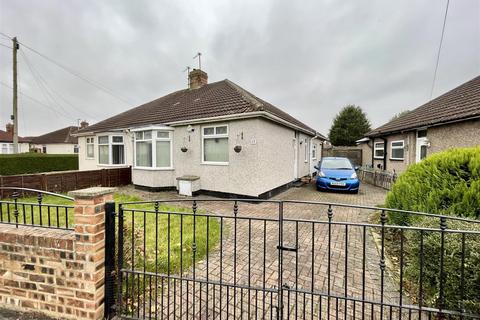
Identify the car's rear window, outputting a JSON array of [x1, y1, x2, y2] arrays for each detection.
[[321, 158, 353, 170]]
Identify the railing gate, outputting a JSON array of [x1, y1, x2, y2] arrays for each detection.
[[104, 201, 116, 319]]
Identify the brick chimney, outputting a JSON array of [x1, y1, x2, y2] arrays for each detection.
[[80, 121, 89, 129], [5, 123, 13, 135], [189, 69, 208, 89]]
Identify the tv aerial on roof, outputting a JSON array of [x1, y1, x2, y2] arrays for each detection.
[[193, 52, 202, 70]]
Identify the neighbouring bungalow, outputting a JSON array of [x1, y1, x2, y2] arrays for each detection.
[[358, 75, 480, 174], [0, 123, 30, 154], [30, 122, 88, 154], [75, 69, 325, 198]]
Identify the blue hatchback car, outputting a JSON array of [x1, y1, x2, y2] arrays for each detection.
[[315, 157, 360, 193]]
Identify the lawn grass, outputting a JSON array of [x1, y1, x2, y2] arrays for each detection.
[[0, 193, 220, 275]]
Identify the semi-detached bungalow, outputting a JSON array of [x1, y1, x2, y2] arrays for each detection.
[[76, 69, 325, 198], [0, 123, 30, 154], [358, 75, 480, 173], [30, 124, 87, 154]]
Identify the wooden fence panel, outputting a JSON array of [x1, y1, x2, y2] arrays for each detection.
[[0, 167, 132, 195], [323, 147, 363, 166]]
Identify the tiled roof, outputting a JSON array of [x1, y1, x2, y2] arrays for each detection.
[[31, 126, 79, 144], [79, 79, 324, 138], [0, 130, 30, 143], [368, 75, 480, 137]]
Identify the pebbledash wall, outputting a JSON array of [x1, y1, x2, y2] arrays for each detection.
[[0, 187, 115, 320], [362, 118, 480, 173], [77, 117, 322, 198]]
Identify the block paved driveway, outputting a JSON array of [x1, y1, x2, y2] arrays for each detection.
[[120, 182, 409, 319]]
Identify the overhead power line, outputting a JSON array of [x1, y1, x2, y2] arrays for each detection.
[[0, 31, 134, 105], [0, 81, 79, 122], [430, 0, 450, 99], [20, 48, 101, 120]]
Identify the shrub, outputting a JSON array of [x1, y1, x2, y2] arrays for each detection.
[[403, 220, 480, 314], [0, 153, 78, 175], [385, 146, 480, 225], [383, 146, 480, 314]]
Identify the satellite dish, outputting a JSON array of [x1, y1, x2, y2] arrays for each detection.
[[187, 125, 194, 132]]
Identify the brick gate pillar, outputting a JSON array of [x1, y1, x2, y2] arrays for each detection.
[[69, 187, 116, 320]]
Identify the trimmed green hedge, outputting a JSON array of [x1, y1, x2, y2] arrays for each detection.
[[0, 153, 78, 175], [384, 146, 480, 314], [385, 146, 480, 225]]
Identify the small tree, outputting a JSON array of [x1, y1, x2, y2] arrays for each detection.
[[389, 110, 410, 122], [328, 105, 371, 146]]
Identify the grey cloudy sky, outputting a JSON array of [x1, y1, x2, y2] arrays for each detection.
[[0, 0, 479, 136]]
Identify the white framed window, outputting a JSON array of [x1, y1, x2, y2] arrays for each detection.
[[312, 144, 317, 159], [42, 145, 47, 153], [74, 145, 79, 154], [98, 135, 125, 165], [390, 140, 405, 160], [86, 137, 94, 158], [134, 130, 172, 169], [1, 143, 11, 154], [374, 142, 384, 159], [155, 130, 172, 168], [202, 125, 229, 165]]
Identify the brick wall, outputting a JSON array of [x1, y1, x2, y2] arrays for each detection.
[[0, 187, 115, 320]]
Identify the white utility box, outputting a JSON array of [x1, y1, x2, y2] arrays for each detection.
[[176, 175, 200, 196]]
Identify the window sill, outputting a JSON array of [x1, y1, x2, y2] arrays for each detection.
[[201, 162, 229, 166], [373, 156, 384, 160], [390, 158, 405, 161], [133, 167, 175, 171], [97, 164, 128, 167], [85, 157, 95, 160]]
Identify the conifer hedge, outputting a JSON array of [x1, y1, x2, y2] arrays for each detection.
[[0, 153, 78, 175], [384, 146, 480, 314]]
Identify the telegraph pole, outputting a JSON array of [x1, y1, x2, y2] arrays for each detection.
[[12, 37, 19, 153]]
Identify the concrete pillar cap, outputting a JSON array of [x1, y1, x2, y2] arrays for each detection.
[[68, 187, 117, 198]]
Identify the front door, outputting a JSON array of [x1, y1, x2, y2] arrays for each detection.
[[293, 135, 298, 179], [416, 135, 429, 162]]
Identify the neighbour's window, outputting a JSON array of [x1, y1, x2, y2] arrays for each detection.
[[374, 142, 384, 159], [98, 135, 125, 165], [111, 136, 125, 165], [1, 143, 8, 154], [134, 130, 172, 168], [74, 145, 79, 154], [203, 125, 229, 164], [42, 145, 47, 153], [312, 144, 317, 159], [98, 136, 109, 164], [135, 131, 153, 167], [156, 130, 172, 168], [86, 137, 94, 158], [390, 140, 404, 160]]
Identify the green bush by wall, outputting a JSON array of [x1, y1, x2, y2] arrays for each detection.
[[384, 146, 480, 314], [0, 153, 78, 175], [385, 145, 480, 225]]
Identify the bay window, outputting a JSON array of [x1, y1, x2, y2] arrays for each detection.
[[203, 125, 229, 164], [98, 135, 125, 165], [390, 140, 405, 160], [374, 142, 384, 159], [134, 130, 172, 168]]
